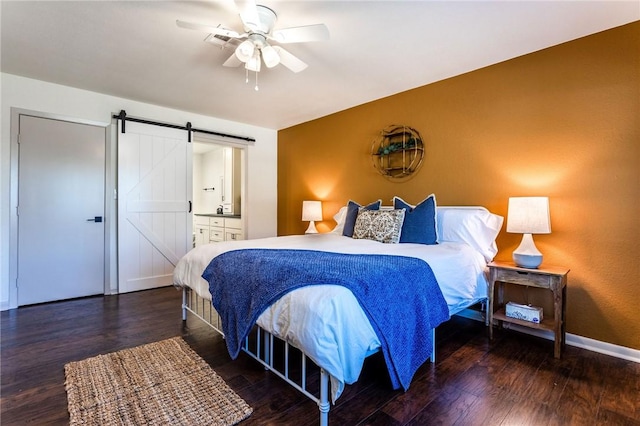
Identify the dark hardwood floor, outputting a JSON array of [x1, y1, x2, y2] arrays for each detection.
[[1, 287, 638, 425]]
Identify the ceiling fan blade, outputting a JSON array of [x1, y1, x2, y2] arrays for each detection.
[[273, 46, 308, 73], [176, 20, 242, 39], [272, 24, 329, 44], [223, 52, 243, 68], [235, 0, 261, 31]]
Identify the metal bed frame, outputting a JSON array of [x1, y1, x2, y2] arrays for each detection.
[[182, 286, 333, 425], [181, 286, 486, 426]]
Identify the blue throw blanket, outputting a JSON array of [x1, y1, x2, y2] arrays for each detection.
[[202, 249, 450, 391]]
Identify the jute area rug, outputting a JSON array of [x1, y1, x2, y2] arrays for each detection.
[[64, 337, 253, 425]]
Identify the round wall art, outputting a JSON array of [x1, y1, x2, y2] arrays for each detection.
[[371, 124, 424, 181]]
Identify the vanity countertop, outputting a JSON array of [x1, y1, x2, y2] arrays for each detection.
[[194, 213, 241, 219]]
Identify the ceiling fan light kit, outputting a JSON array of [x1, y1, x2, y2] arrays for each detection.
[[246, 52, 261, 72], [261, 45, 280, 68], [177, 1, 329, 90], [235, 39, 255, 62]]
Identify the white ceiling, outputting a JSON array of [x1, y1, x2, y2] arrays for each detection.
[[2, 1, 638, 130]]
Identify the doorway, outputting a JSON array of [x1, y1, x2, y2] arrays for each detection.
[[13, 113, 107, 306], [192, 142, 243, 216]]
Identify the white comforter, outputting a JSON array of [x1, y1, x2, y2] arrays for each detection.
[[173, 234, 488, 401]]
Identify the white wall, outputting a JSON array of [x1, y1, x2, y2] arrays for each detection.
[[1, 73, 278, 310]]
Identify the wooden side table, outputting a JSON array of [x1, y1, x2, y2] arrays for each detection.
[[488, 261, 569, 358]]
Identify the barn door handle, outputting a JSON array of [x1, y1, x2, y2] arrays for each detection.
[[87, 216, 103, 222]]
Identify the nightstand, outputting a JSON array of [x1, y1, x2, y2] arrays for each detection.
[[488, 261, 569, 358]]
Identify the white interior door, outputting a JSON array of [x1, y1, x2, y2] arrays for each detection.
[[117, 121, 192, 293], [17, 115, 106, 305]]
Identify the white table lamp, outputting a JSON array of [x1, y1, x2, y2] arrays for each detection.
[[302, 200, 322, 234], [506, 197, 551, 268]]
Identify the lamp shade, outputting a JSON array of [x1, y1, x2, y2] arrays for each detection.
[[261, 45, 280, 68], [506, 197, 551, 234], [235, 40, 255, 62], [302, 200, 322, 222]]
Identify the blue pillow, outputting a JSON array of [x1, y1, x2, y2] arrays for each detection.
[[342, 199, 381, 237], [393, 195, 437, 244]]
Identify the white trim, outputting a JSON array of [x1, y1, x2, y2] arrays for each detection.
[[8, 108, 111, 309], [565, 332, 640, 363], [504, 323, 640, 363], [455, 309, 640, 363]]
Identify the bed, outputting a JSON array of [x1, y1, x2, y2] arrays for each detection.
[[173, 203, 503, 425]]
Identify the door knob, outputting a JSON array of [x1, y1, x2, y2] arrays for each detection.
[[87, 216, 103, 222]]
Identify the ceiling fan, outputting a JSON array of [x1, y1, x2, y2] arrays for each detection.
[[177, 0, 329, 90]]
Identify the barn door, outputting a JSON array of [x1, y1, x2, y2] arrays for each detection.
[[117, 121, 192, 293]]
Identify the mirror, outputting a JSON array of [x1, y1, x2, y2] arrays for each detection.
[[192, 142, 243, 216]]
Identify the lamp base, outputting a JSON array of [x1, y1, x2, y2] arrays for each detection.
[[512, 233, 543, 268], [305, 221, 318, 234], [513, 253, 543, 269]]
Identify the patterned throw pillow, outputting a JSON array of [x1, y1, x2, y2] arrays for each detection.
[[352, 209, 406, 244], [342, 200, 382, 237]]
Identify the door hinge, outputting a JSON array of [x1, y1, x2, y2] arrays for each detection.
[[16, 134, 21, 144]]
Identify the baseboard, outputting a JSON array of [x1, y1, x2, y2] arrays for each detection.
[[564, 330, 640, 363], [455, 309, 640, 364]]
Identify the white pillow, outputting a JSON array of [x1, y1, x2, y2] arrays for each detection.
[[436, 207, 504, 262], [329, 206, 348, 234]]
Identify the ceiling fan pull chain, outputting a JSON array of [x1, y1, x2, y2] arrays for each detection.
[[255, 71, 259, 91], [245, 68, 249, 84]]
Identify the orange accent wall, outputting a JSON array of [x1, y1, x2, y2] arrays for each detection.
[[278, 22, 640, 350]]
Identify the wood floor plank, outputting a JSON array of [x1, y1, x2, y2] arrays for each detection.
[[378, 340, 484, 424], [522, 348, 575, 407], [1, 287, 638, 426], [596, 408, 640, 426], [553, 348, 607, 425], [451, 333, 525, 397], [597, 355, 640, 422], [378, 372, 443, 424], [450, 386, 513, 426], [405, 386, 478, 426], [491, 337, 549, 399], [355, 410, 403, 426], [499, 395, 563, 426]]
